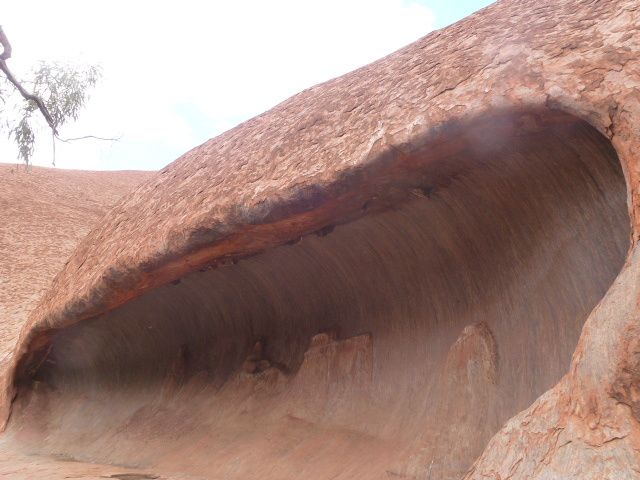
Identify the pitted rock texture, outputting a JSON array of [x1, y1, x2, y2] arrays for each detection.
[[2, 0, 640, 479]]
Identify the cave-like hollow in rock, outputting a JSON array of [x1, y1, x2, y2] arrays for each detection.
[[7, 110, 631, 480]]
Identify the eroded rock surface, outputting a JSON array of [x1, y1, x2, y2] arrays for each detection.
[[0, 164, 151, 363], [1, 0, 640, 478], [402, 323, 501, 479]]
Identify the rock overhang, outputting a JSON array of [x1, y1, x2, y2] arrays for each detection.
[[7, 110, 634, 479], [3, 1, 640, 478]]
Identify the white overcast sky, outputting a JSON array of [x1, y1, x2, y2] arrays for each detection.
[[1, 1, 493, 171]]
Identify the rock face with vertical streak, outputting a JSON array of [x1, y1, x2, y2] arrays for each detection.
[[403, 323, 501, 479], [1, 0, 640, 478]]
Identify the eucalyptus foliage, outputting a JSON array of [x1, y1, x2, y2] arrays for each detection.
[[1, 62, 101, 165]]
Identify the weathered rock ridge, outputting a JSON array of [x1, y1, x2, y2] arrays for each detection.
[[1, 0, 640, 478]]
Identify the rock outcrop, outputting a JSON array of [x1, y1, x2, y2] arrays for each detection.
[[0, 164, 151, 363], [1, 0, 639, 478]]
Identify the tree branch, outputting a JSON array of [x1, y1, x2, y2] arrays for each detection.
[[56, 134, 121, 143], [0, 25, 12, 60], [0, 25, 116, 166], [0, 26, 58, 136], [0, 58, 58, 135]]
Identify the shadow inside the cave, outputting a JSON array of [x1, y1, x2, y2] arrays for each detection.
[[10, 112, 631, 480]]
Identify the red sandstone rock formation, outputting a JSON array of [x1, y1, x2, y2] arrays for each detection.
[[0, 164, 151, 362], [1, 0, 639, 478]]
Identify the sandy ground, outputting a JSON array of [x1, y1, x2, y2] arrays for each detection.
[[0, 439, 205, 479]]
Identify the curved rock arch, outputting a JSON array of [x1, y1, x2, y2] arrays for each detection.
[[6, 107, 635, 479], [1, 1, 639, 479]]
